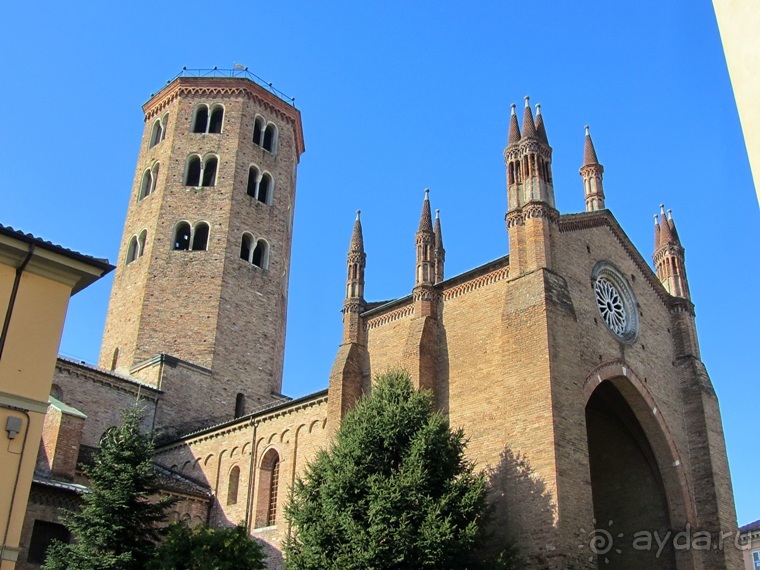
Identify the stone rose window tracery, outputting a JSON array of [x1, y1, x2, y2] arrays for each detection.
[[592, 262, 639, 343]]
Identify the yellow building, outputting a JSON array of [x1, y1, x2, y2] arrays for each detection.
[[0, 225, 112, 570]]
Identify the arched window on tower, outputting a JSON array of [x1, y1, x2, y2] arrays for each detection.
[[110, 348, 119, 371], [139, 169, 153, 200], [240, 233, 253, 262], [252, 240, 269, 269], [201, 156, 218, 187], [172, 222, 191, 251], [255, 449, 280, 528], [126, 236, 139, 265], [149, 119, 163, 148], [257, 173, 272, 204], [185, 155, 202, 186], [263, 124, 277, 153], [137, 230, 147, 258], [192, 105, 209, 133], [227, 466, 240, 506], [235, 393, 245, 418], [253, 116, 264, 145], [192, 222, 209, 251], [208, 106, 224, 133], [246, 166, 259, 198]]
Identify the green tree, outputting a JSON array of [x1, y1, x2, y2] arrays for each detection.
[[147, 523, 267, 570], [284, 369, 489, 570], [44, 406, 174, 570]]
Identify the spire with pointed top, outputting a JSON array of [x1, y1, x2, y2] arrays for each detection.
[[415, 189, 435, 288], [349, 210, 364, 253], [583, 126, 599, 165], [418, 188, 433, 233], [535, 104, 548, 144], [508, 103, 521, 146], [653, 204, 689, 299], [580, 126, 605, 211], [521, 96, 537, 138], [433, 209, 445, 284]]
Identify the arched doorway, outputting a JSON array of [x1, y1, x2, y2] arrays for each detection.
[[585, 380, 677, 569]]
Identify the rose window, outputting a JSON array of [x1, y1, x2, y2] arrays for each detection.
[[595, 278, 626, 336], [592, 262, 639, 343]]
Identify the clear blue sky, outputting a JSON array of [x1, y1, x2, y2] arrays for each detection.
[[2, 1, 757, 524]]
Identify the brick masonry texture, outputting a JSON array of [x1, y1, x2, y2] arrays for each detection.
[[19, 77, 740, 570]]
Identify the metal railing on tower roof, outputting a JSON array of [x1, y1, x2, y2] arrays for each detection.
[[157, 66, 297, 107]]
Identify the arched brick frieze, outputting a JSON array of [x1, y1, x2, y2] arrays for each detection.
[[583, 360, 696, 528]]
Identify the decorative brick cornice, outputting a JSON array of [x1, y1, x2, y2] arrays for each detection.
[[442, 266, 509, 301], [142, 77, 304, 156], [506, 210, 524, 228], [343, 300, 365, 314], [412, 285, 438, 302], [669, 298, 695, 316], [523, 202, 559, 222], [365, 303, 415, 330]]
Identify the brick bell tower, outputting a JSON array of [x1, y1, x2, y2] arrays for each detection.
[[99, 71, 304, 423]]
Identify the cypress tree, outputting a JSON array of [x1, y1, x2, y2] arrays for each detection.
[[44, 406, 173, 570]]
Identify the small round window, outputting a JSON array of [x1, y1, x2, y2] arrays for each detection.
[[592, 262, 638, 343]]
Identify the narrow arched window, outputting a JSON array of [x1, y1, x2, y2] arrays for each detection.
[[192, 222, 209, 251], [267, 456, 280, 526], [253, 117, 264, 145], [240, 234, 253, 262], [139, 170, 153, 200], [173, 222, 191, 250], [151, 163, 160, 192], [50, 383, 63, 400], [246, 166, 259, 198], [126, 236, 139, 264], [263, 124, 277, 153], [235, 393, 245, 418], [257, 174, 271, 204], [192, 105, 208, 133], [185, 156, 202, 186], [252, 240, 268, 269], [110, 349, 119, 372], [255, 449, 281, 528], [208, 106, 224, 133], [201, 156, 218, 187], [227, 466, 240, 505], [149, 120, 163, 148], [137, 230, 147, 258]]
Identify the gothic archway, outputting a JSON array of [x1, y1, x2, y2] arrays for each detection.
[[584, 363, 693, 569]]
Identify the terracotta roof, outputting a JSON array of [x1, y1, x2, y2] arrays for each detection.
[[153, 463, 212, 499], [0, 224, 113, 271]]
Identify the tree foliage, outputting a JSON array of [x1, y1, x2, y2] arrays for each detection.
[[284, 369, 489, 570], [147, 523, 267, 570], [44, 406, 174, 570]]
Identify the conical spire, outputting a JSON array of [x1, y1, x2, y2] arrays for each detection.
[[653, 214, 661, 250], [521, 96, 536, 138], [508, 104, 521, 145], [583, 125, 599, 165], [418, 188, 433, 233], [657, 204, 675, 247], [434, 209, 443, 251], [535, 104, 548, 144], [349, 210, 364, 253], [667, 209, 681, 244]]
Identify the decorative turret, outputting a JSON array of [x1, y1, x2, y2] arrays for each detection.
[[504, 97, 557, 276], [580, 126, 606, 211], [343, 211, 366, 344], [413, 189, 437, 317], [433, 209, 445, 284], [653, 205, 690, 299]]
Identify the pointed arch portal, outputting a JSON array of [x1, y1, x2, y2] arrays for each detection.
[[583, 363, 693, 569]]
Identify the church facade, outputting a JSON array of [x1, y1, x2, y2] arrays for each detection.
[[18, 74, 740, 569]]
